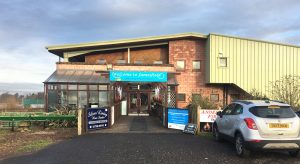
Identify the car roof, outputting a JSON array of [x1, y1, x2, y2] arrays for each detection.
[[233, 100, 290, 107]]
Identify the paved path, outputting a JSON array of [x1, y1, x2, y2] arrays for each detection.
[[1, 116, 300, 164], [92, 116, 179, 133]]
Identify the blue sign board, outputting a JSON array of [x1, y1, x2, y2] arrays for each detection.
[[168, 108, 189, 130], [109, 71, 168, 82], [87, 108, 109, 130]]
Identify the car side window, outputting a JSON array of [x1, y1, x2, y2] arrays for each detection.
[[222, 104, 235, 115], [232, 104, 243, 115]]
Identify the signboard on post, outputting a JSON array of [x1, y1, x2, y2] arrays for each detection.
[[167, 108, 189, 130], [109, 71, 168, 82], [199, 109, 221, 132], [199, 109, 221, 122], [87, 108, 109, 130]]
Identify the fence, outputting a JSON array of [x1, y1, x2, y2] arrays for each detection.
[[0, 112, 76, 131]]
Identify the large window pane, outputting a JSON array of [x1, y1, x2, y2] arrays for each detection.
[[192, 61, 201, 70], [99, 91, 108, 107], [89, 91, 99, 104], [48, 90, 58, 112], [58, 91, 67, 106], [78, 91, 87, 108], [89, 85, 98, 90], [60, 85, 67, 90], [69, 85, 77, 90], [176, 60, 185, 70], [78, 85, 87, 90], [99, 85, 108, 90], [68, 91, 77, 106]]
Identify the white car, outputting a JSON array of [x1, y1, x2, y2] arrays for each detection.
[[213, 100, 300, 157]]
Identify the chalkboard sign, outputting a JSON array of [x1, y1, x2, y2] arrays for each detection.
[[183, 123, 197, 135], [87, 108, 109, 130]]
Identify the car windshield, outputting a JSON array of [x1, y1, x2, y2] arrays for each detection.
[[249, 106, 296, 118]]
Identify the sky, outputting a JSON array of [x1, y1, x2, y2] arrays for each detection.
[[0, 0, 300, 91]]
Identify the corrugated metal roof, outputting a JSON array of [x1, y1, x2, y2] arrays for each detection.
[[44, 70, 110, 84]]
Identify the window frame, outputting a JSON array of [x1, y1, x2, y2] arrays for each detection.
[[210, 94, 219, 102], [192, 60, 201, 71], [176, 60, 185, 71], [218, 57, 228, 67], [177, 93, 186, 102]]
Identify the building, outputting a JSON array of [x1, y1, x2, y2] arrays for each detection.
[[44, 32, 300, 115]]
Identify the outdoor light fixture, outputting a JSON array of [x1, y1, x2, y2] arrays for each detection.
[[106, 64, 113, 70]]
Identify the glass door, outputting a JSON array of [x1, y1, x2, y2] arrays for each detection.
[[129, 92, 139, 114], [140, 92, 149, 115]]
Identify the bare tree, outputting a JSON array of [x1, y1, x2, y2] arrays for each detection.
[[269, 75, 300, 110]]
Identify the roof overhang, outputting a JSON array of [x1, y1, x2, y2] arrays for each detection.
[[46, 32, 208, 57]]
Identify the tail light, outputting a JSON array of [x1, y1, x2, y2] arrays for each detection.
[[244, 118, 258, 130]]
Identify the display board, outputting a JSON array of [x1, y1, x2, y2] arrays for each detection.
[[87, 108, 109, 130], [167, 108, 189, 130], [199, 109, 221, 122], [109, 71, 168, 82]]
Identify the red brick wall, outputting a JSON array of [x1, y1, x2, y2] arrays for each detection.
[[169, 39, 224, 108]]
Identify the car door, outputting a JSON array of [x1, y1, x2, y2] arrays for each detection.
[[218, 104, 235, 135], [227, 104, 243, 137]]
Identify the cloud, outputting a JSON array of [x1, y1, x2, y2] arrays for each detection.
[[0, 0, 300, 87]]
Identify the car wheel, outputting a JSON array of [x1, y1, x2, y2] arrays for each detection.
[[235, 133, 250, 157], [288, 150, 299, 157], [212, 125, 222, 142]]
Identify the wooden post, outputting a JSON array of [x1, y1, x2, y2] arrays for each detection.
[[197, 106, 201, 135], [78, 109, 83, 135]]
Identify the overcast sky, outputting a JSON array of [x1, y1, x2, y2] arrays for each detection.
[[0, 0, 300, 86]]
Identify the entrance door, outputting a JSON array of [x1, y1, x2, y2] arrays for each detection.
[[140, 92, 149, 115], [128, 92, 149, 116]]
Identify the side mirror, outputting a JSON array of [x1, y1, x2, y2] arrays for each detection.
[[217, 111, 222, 118]]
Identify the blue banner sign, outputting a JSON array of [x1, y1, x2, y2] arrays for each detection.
[[109, 71, 168, 82], [87, 108, 109, 130], [168, 108, 189, 130]]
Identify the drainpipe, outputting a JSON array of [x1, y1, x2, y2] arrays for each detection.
[[127, 48, 130, 64]]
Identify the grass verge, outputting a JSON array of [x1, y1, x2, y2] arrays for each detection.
[[16, 139, 53, 153]]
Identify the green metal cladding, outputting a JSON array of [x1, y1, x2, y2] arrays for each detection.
[[207, 33, 300, 97]]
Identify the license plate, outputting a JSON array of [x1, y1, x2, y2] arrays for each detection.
[[269, 123, 289, 128]]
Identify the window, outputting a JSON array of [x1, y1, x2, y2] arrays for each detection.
[[78, 85, 87, 90], [99, 91, 108, 107], [78, 91, 87, 108], [192, 94, 201, 100], [222, 104, 235, 115], [232, 104, 243, 115], [59, 85, 67, 90], [89, 91, 99, 104], [69, 85, 77, 90], [192, 61, 201, 71], [177, 93, 186, 101], [249, 106, 296, 118], [68, 91, 77, 106], [89, 85, 98, 90], [48, 91, 58, 112], [219, 57, 227, 67], [210, 94, 219, 102], [99, 85, 108, 90], [176, 60, 185, 71]]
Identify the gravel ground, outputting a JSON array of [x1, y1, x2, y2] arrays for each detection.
[[1, 117, 300, 164]]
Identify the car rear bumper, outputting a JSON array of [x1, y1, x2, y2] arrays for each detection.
[[245, 140, 300, 151]]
